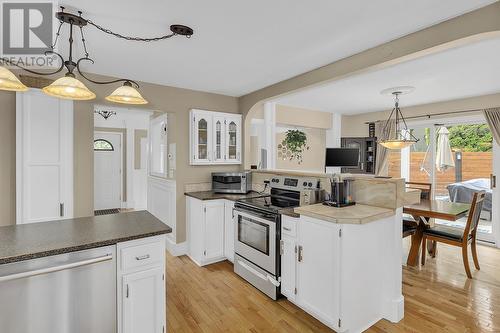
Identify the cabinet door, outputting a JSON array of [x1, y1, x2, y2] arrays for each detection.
[[203, 200, 225, 261], [17, 90, 74, 223], [342, 138, 366, 173], [225, 115, 241, 163], [213, 116, 226, 163], [280, 236, 297, 301], [192, 112, 212, 164], [224, 200, 235, 262], [297, 217, 340, 327], [122, 267, 164, 333]]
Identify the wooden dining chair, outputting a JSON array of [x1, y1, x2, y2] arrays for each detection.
[[421, 191, 486, 279], [403, 182, 432, 239]]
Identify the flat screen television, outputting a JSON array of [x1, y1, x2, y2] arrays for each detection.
[[325, 148, 360, 167]]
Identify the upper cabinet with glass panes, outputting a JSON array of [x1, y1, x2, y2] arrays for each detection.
[[189, 109, 242, 165]]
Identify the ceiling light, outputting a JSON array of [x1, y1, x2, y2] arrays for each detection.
[[378, 87, 418, 150], [0, 7, 193, 104], [0, 66, 28, 91], [43, 74, 96, 100], [105, 81, 148, 105]]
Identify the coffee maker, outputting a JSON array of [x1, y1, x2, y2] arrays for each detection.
[[324, 176, 356, 207]]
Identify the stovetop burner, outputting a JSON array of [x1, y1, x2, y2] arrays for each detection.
[[236, 195, 298, 214]]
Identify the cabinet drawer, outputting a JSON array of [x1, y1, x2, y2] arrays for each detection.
[[282, 216, 297, 237], [121, 241, 164, 271]]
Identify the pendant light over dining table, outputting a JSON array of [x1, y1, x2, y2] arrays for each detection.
[[0, 7, 194, 104], [379, 86, 419, 149]]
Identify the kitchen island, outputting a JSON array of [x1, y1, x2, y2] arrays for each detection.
[[0, 211, 171, 333], [281, 203, 404, 333]]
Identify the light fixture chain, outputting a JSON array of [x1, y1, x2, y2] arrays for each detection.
[[79, 26, 90, 58], [51, 20, 64, 49], [86, 19, 177, 42]]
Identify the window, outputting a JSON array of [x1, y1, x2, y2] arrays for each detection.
[[94, 139, 114, 151]]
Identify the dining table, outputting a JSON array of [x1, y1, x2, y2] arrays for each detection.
[[404, 199, 471, 267]]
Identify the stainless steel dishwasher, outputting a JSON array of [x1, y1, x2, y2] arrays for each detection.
[[0, 246, 116, 333]]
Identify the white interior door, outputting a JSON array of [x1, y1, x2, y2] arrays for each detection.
[[94, 132, 122, 210], [16, 90, 73, 224]]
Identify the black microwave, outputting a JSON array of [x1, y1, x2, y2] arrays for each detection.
[[212, 172, 252, 194]]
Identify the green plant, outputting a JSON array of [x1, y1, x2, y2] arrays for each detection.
[[279, 129, 309, 164], [448, 124, 493, 152]]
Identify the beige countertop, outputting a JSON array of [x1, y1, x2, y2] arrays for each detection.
[[294, 203, 395, 224]]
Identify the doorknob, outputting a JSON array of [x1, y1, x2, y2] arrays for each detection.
[[491, 174, 497, 189]]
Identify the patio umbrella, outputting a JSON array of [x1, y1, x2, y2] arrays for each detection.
[[436, 126, 455, 172]]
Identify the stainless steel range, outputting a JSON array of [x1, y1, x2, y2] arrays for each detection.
[[233, 175, 323, 299]]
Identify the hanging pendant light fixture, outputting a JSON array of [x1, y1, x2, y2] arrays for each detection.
[[379, 87, 419, 150], [0, 66, 28, 91], [0, 7, 193, 104], [105, 81, 147, 104], [43, 73, 96, 100]]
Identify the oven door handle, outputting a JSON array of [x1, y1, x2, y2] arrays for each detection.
[[234, 210, 277, 223], [237, 260, 280, 287]]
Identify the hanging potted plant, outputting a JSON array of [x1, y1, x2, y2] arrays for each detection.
[[278, 129, 309, 164]]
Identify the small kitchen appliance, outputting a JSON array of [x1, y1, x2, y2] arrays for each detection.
[[212, 171, 252, 194]]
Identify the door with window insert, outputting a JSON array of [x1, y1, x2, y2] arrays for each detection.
[[94, 132, 122, 210]]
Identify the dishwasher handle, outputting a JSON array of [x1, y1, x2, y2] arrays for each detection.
[[0, 254, 113, 283]]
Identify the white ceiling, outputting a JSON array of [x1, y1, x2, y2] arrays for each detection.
[[58, 0, 495, 96], [274, 36, 500, 114]]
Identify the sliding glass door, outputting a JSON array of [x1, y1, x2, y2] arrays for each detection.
[[397, 117, 497, 244]]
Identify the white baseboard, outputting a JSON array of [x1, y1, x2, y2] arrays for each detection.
[[166, 237, 187, 257], [384, 295, 405, 323]]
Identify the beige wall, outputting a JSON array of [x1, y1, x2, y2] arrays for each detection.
[[276, 104, 332, 129], [244, 103, 332, 169], [341, 93, 500, 138], [0, 92, 16, 226], [74, 101, 95, 218], [276, 127, 326, 172]]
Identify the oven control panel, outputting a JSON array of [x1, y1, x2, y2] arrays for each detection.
[[270, 176, 320, 190]]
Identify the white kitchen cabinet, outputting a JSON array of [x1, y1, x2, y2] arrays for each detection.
[[212, 115, 226, 163], [280, 235, 297, 301], [187, 196, 236, 265], [187, 196, 226, 266], [280, 212, 404, 333], [280, 215, 298, 301], [224, 200, 235, 262], [117, 235, 166, 333], [122, 267, 164, 333], [296, 216, 341, 330], [225, 115, 241, 163], [189, 109, 241, 165], [191, 110, 213, 164], [204, 200, 225, 261]]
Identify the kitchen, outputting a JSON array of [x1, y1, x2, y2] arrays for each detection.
[[2, 2, 500, 333]]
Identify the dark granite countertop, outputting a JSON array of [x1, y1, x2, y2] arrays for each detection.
[[0, 211, 171, 264], [184, 190, 267, 201]]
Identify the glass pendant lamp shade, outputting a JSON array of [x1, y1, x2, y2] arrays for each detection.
[[379, 139, 416, 149], [105, 82, 148, 105], [0, 66, 29, 91], [378, 88, 418, 150], [42, 75, 96, 100]]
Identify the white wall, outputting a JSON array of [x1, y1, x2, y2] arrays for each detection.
[[94, 105, 152, 209]]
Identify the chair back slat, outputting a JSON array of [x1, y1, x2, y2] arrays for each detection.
[[463, 191, 486, 239], [406, 182, 432, 200]]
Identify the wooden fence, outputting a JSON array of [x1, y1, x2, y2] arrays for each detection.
[[388, 152, 492, 195]]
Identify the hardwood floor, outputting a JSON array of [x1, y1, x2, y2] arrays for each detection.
[[167, 241, 500, 332]]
